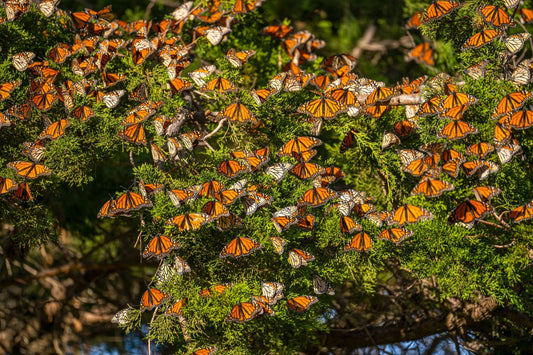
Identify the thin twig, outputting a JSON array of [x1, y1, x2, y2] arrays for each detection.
[[202, 117, 228, 140], [493, 240, 516, 249]]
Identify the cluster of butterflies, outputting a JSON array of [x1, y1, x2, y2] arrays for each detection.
[[4, 0, 533, 351], [404, 0, 533, 83], [107, 133, 445, 336]]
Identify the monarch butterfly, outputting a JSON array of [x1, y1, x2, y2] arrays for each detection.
[[39, 119, 70, 140], [71, 35, 99, 55], [497, 139, 523, 164], [12, 52, 35, 71], [251, 296, 275, 317], [437, 120, 478, 140], [363, 102, 389, 119], [494, 124, 512, 147], [188, 65, 216, 87], [111, 308, 132, 326], [156, 260, 177, 284], [391, 205, 433, 226], [462, 160, 499, 180], [269, 236, 287, 254], [271, 212, 299, 232], [448, 199, 493, 229], [291, 149, 317, 163], [340, 215, 362, 234], [466, 142, 494, 158], [492, 92, 532, 119], [420, 142, 447, 156], [268, 72, 287, 92], [463, 60, 489, 80], [297, 214, 315, 230], [167, 186, 200, 208], [201, 77, 237, 93], [174, 255, 192, 275], [311, 273, 335, 296], [117, 123, 146, 145], [189, 346, 218, 355], [180, 131, 202, 151], [477, 5, 515, 28], [401, 155, 437, 177], [288, 248, 315, 268], [213, 189, 243, 206], [367, 212, 393, 225], [141, 288, 170, 311], [225, 48, 255, 68], [165, 298, 186, 317], [97, 198, 115, 219], [137, 182, 163, 198], [503, 0, 520, 9], [406, 11, 424, 29], [310, 74, 332, 90], [220, 101, 256, 123], [461, 29, 503, 51], [198, 180, 224, 198], [204, 26, 232, 46], [7, 161, 51, 179], [322, 54, 357, 77], [332, 201, 355, 217], [284, 72, 314, 92], [167, 213, 212, 231], [261, 24, 293, 38], [287, 295, 318, 313], [473, 186, 501, 203], [278, 136, 322, 157], [70, 10, 92, 30], [297, 187, 337, 207], [0, 177, 16, 194], [405, 42, 435, 66], [250, 87, 276, 106], [508, 202, 533, 223], [243, 155, 270, 172], [297, 95, 346, 120], [411, 178, 454, 198], [216, 159, 250, 178], [71, 105, 95, 122], [338, 189, 368, 204], [242, 191, 271, 215], [289, 162, 325, 181], [168, 78, 193, 94], [72, 56, 98, 77], [510, 60, 531, 86], [282, 30, 313, 55], [0, 112, 13, 128], [227, 302, 261, 322], [417, 96, 442, 116], [112, 191, 152, 214], [423, 1, 462, 23], [11, 182, 33, 202], [504, 33, 530, 54], [378, 228, 413, 244], [131, 38, 155, 66], [344, 230, 372, 252], [517, 8, 533, 23], [201, 200, 230, 219], [365, 86, 398, 106], [440, 91, 477, 111], [353, 202, 377, 218], [0, 80, 20, 101], [396, 149, 425, 166], [143, 235, 180, 260], [261, 281, 285, 300], [265, 162, 293, 183], [220, 236, 262, 258], [199, 283, 234, 297]]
